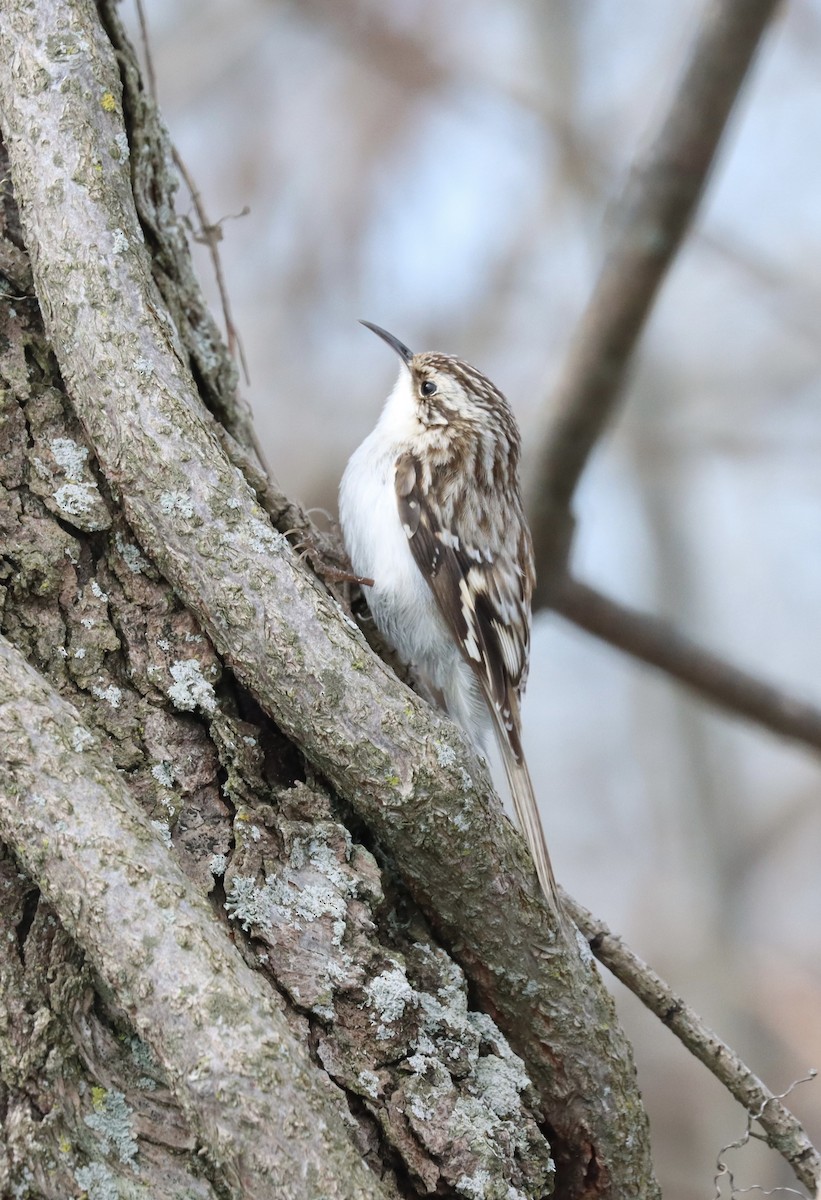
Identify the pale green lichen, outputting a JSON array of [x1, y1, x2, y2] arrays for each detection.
[[225, 863, 347, 938], [366, 965, 416, 1035], [114, 532, 149, 575], [455, 1170, 492, 1199], [357, 1070, 381, 1100], [167, 659, 216, 715], [248, 517, 286, 553], [408, 1089, 435, 1122], [129, 1036, 158, 1075], [435, 742, 457, 768], [474, 1056, 530, 1119], [159, 490, 193, 518], [55, 481, 96, 515], [224, 875, 267, 930], [50, 436, 88, 480], [209, 853, 227, 876], [74, 1163, 119, 1200], [83, 1089, 137, 1164], [91, 683, 122, 708], [150, 762, 174, 788], [302, 837, 350, 890], [391, 948, 554, 1195]]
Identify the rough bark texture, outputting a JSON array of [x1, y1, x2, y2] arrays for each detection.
[[0, 638, 393, 1200], [0, 1, 659, 1197]]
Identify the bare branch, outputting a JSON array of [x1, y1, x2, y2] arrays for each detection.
[[0, 635, 390, 1200], [551, 575, 821, 753], [565, 892, 821, 1194], [529, 0, 781, 597]]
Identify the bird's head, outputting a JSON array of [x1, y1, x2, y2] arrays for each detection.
[[360, 320, 510, 433]]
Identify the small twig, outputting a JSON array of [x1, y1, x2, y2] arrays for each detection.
[[132, 0, 250, 388], [550, 575, 821, 754], [173, 148, 250, 385], [529, 0, 781, 597], [285, 528, 373, 587], [133, 0, 157, 101], [713, 1071, 818, 1199], [565, 891, 821, 1193]]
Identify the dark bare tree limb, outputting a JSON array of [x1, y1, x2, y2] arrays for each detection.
[[550, 575, 821, 753], [565, 892, 821, 1194], [529, 0, 782, 597]]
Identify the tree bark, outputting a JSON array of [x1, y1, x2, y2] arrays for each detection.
[[0, 1, 659, 1197], [0, 637, 390, 1200]]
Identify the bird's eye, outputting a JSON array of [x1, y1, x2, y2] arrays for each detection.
[[420, 380, 437, 397]]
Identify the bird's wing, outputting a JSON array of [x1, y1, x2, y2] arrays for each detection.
[[395, 451, 562, 922], [394, 450, 531, 759]]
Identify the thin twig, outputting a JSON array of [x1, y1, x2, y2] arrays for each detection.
[[565, 891, 821, 1193], [713, 1070, 818, 1198], [134, 0, 250, 386], [549, 575, 821, 753], [172, 147, 251, 386], [133, 0, 157, 101], [529, 0, 782, 597]]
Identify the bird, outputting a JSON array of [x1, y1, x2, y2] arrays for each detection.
[[339, 321, 562, 921]]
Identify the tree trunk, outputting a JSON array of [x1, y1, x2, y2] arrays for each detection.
[[0, 2, 659, 1197]]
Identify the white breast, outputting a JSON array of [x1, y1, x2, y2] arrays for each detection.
[[339, 366, 489, 746], [339, 369, 451, 669]]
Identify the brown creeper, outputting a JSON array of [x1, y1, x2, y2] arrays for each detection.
[[339, 322, 561, 920]]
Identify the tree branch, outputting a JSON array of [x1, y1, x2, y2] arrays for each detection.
[[0, 3, 659, 1195], [0, 636, 390, 1200], [529, 0, 781, 597], [565, 892, 821, 1193], [550, 575, 821, 753]]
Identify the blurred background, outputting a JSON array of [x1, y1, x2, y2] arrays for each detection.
[[124, 1, 821, 1194]]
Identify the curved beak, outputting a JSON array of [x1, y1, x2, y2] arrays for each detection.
[[359, 320, 413, 366]]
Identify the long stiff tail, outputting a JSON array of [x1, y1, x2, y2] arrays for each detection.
[[489, 710, 563, 924]]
